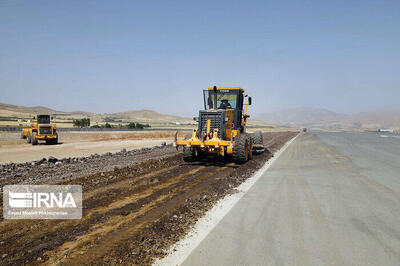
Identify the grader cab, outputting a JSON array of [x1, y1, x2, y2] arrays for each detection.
[[174, 86, 264, 163]]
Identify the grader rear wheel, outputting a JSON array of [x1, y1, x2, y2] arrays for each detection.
[[253, 131, 263, 145], [252, 131, 265, 154], [233, 134, 249, 163], [247, 134, 253, 160]]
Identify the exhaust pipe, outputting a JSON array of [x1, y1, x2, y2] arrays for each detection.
[[213, 86, 217, 109]]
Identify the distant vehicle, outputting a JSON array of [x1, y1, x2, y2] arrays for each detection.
[[378, 129, 394, 133], [21, 115, 58, 145]]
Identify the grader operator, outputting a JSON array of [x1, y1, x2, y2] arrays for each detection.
[[174, 86, 264, 163]]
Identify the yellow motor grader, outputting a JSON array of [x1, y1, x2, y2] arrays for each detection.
[[174, 86, 264, 163], [21, 115, 58, 145]]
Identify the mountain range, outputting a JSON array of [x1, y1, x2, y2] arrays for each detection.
[[2, 103, 398, 130], [0, 102, 270, 126], [256, 107, 400, 130]]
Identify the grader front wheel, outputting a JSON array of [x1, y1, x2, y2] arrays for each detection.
[[183, 147, 197, 162], [183, 133, 197, 162], [31, 132, 38, 145]]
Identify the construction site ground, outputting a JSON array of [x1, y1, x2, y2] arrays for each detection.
[[0, 131, 297, 265]]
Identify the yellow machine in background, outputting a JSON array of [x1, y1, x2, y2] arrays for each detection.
[[21, 115, 58, 145], [174, 86, 264, 163]]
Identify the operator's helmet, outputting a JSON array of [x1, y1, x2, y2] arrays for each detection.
[[219, 99, 231, 109]]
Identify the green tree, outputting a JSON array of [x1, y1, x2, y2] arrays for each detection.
[[73, 118, 90, 128]]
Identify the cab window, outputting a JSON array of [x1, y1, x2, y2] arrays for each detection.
[[203, 90, 238, 110]]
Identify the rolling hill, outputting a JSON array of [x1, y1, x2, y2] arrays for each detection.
[[104, 110, 193, 124], [256, 107, 400, 130], [0, 103, 271, 127], [0, 102, 194, 124]]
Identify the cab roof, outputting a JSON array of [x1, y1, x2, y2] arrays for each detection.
[[207, 87, 244, 91]]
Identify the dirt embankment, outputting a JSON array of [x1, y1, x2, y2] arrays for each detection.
[[0, 132, 297, 265]]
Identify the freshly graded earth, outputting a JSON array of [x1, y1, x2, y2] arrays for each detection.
[[0, 131, 297, 265]]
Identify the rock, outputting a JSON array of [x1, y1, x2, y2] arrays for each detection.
[[161, 142, 166, 146], [101, 173, 105, 177], [173, 215, 178, 219], [203, 195, 208, 200], [48, 156, 58, 163], [121, 148, 127, 153], [14, 173, 22, 178], [55, 161, 62, 166], [152, 178, 159, 184], [31, 162, 35, 166], [2, 253, 7, 258]]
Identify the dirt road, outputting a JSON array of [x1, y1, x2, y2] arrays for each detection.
[[0, 132, 297, 265]]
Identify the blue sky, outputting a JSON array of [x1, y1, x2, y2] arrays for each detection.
[[0, 0, 399, 116]]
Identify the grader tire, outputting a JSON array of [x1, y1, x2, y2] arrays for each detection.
[[21, 131, 25, 139], [183, 133, 196, 162], [183, 148, 197, 162], [233, 134, 249, 164], [253, 131, 263, 145], [27, 132, 31, 144], [252, 131, 265, 154], [31, 133, 37, 145], [247, 134, 253, 160], [31, 132, 38, 145]]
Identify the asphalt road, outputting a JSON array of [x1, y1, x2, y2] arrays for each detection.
[[182, 132, 400, 265]]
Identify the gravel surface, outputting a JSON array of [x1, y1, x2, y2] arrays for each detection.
[[0, 143, 176, 187]]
